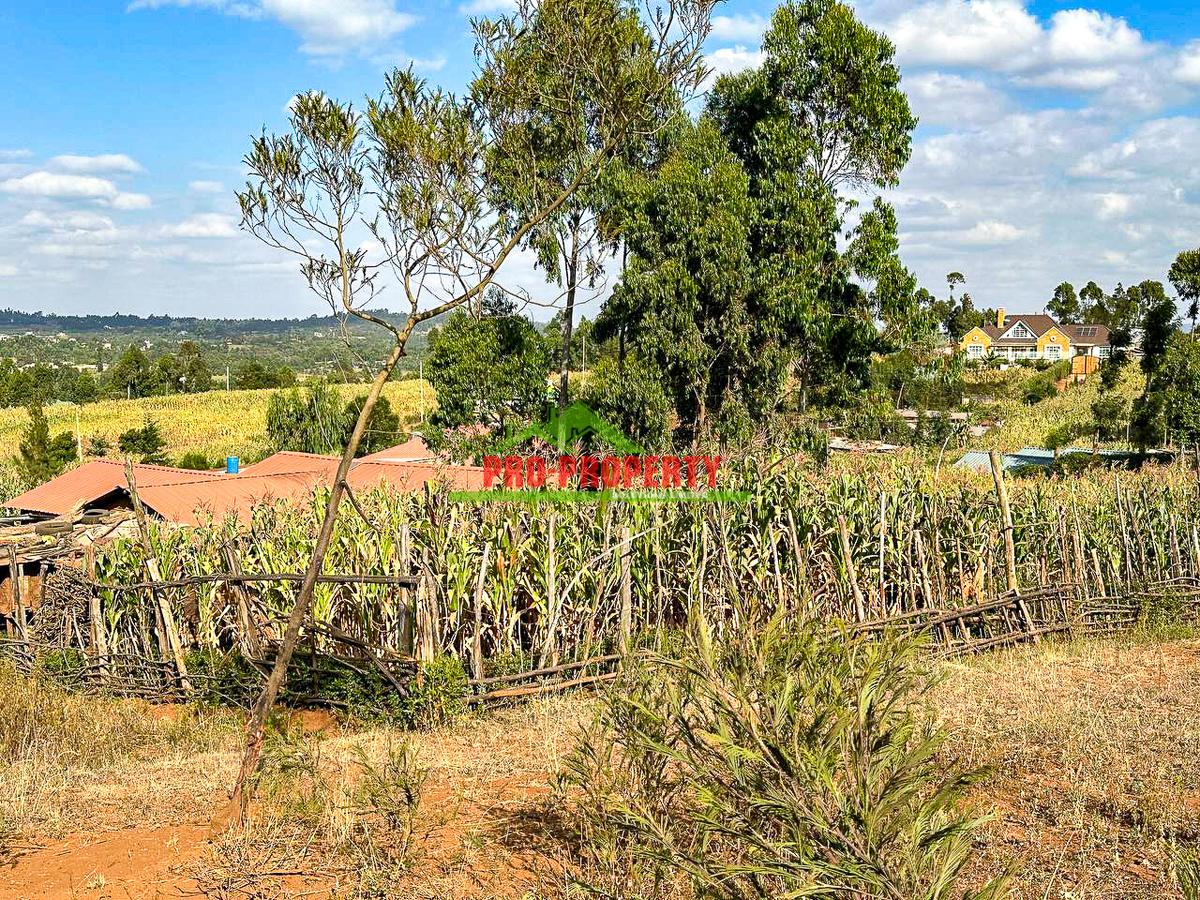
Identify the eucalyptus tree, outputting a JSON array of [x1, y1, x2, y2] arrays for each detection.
[[218, 0, 714, 825], [1169, 248, 1200, 336], [585, 0, 926, 436]]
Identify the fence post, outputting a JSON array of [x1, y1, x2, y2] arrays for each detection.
[[222, 545, 263, 660], [472, 542, 490, 682], [619, 526, 632, 654], [837, 515, 867, 623], [85, 546, 109, 683], [8, 545, 27, 650], [989, 451, 1038, 642]]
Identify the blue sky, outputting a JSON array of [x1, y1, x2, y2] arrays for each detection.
[[1, 0, 1200, 319]]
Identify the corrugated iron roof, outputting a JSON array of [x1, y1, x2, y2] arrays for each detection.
[[359, 436, 433, 463], [347, 460, 486, 493], [238, 450, 341, 477], [5, 454, 490, 524], [4, 460, 222, 516], [137, 471, 324, 526]]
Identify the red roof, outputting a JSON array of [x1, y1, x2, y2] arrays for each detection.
[[238, 450, 341, 477], [4, 460, 222, 516], [359, 436, 433, 463], [347, 461, 486, 493], [5, 452, 487, 525]]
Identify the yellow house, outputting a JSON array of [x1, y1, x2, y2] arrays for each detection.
[[959, 309, 1111, 363]]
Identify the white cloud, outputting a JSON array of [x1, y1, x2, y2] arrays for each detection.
[[959, 220, 1030, 244], [18, 210, 116, 232], [1044, 9, 1147, 65], [705, 46, 765, 79], [48, 153, 143, 174], [0, 264, 18, 278], [888, 0, 1041, 69], [880, 1, 1158, 102], [904, 72, 1009, 126], [1097, 192, 1132, 219], [129, 0, 417, 58], [112, 192, 152, 210], [0, 149, 32, 161], [161, 213, 238, 238], [188, 180, 225, 193], [712, 13, 768, 43], [0, 171, 121, 200], [1176, 41, 1200, 86]]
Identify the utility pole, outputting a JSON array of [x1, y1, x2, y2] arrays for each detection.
[[75, 405, 83, 461], [419, 359, 425, 424]]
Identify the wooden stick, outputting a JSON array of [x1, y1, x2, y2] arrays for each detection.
[[472, 542, 490, 682], [125, 462, 192, 694], [8, 544, 26, 647], [98, 573, 419, 591], [836, 515, 867, 623], [619, 526, 632, 654], [474, 670, 618, 704]]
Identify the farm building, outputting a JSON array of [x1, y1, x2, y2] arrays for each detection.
[[3, 437, 484, 527], [0, 437, 483, 621]]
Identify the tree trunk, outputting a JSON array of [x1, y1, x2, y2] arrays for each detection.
[[558, 218, 581, 410], [214, 339, 406, 833]]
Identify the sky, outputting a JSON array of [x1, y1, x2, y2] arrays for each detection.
[[1, 0, 1199, 320]]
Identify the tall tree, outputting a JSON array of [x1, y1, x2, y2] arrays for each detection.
[[702, 0, 920, 416], [220, 0, 714, 824], [1047, 281, 1080, 324], [1079, 280, 1105, 321], [1169, 248, 1200, 336], [1129, 280, 1177, 449], [14, 401, 76, 484]]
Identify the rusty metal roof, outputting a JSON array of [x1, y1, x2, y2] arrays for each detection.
[[137, 471, 325, 525], [5, 454, 488, 525], [4, 460, 223, 516], [237, 451, 341, 477], [359, 436, 433, 463]]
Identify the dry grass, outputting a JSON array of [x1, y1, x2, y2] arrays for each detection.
[[0, 380, 430, 466], [936, 632, 1200, 899], [4, 636, 1200, 898]]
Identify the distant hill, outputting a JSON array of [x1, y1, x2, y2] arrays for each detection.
[[0, 308, 436, 339]]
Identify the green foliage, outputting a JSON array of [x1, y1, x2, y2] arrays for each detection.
[[1169, 248, 1200, 332], [1156, 334, 1200, 447], [402, 656, 469, 729], [86, 435, 111, 458], [577, 356, 672, 451], [344, 394, 400, 455], [176, 450, 213, 470], [14, 401, 77, 483], [118, 416, 169, 464], [425, 307, 551, 435], [1092, 391, 1129, 442], [266, 380, 347, 456], [597, 0, 925, 441], [1021, 362, 1068, 405], [1047, 281, 1081, 324], [233, 360, 296, 390], [563, 617, 1005, 899]]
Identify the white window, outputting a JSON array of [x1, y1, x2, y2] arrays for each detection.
[[1044, 344, 1061, 360], [1005, 322, 1036, 340], [968, 343, 984, 358], [1099, 346, 1111, 359]]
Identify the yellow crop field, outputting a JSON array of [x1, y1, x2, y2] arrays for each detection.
[[0, 380, 433, 465]]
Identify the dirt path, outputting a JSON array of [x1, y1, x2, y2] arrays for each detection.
[[0, 825, 207, 900]]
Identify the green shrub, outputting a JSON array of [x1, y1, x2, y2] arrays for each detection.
[[402, 656, 469, 728], [562, 616, 1006, 899]]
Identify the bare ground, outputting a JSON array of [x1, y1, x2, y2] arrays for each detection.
[[1, 634, 1198, 899]]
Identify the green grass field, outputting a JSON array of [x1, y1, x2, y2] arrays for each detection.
[[0, 380, 432, 467]]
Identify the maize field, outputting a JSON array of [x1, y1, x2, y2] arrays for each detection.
[[41, 454, 1197, 699]]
